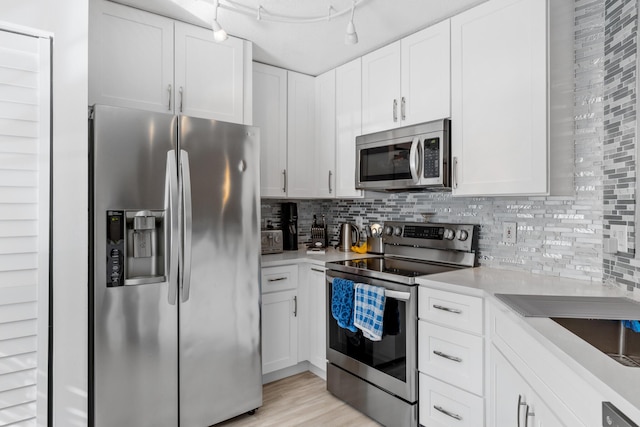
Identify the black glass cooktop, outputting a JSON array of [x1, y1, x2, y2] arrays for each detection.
[[327, 256, 461, 285]]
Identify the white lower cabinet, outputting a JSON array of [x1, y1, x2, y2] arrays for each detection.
[[419, 374, 483, 427], [305, 265, 327, 372], [261, 265, 298, 374], [261, 263, 327, 378], [490, 345, 563, 427], [417, 285, 485, 427], [488, 300, 603, 426]]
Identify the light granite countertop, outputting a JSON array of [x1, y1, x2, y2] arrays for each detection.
[[417, 267, 640, 422], [261, 247, 377, 268]]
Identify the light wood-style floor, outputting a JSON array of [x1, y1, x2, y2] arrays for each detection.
[[216, 372, 382, 426]]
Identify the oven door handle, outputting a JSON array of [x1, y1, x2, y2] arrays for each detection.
[[326, 274, 411, 301]]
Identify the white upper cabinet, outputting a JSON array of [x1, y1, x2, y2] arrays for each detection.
[[335, 58, 363, 198], [90, 0, 174, 113], [401, 20, 451, 127], [362, 19, 451, 135], [450, 0, 573, 196], [174, 22, 245, 124], [286, 71, 316, 198], [314, 70, 336, 198], [253, 63, 288, 198], [362, 41, 401, 134], [90, 0, 250, 124]]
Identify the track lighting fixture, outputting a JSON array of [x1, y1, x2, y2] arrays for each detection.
[[207, 0, 365, 45], [344, 1, 358, 45], [212, 0, 228, 42]]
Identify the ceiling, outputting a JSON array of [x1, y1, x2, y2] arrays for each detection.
[[109, 0, 488, 76]]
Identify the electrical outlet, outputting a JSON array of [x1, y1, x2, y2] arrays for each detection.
[[503, 222, 517, 244], [611, 225, 628, 253]]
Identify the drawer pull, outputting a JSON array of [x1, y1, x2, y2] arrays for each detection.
[[311, 268, 325, 273], [433, 304, 462, 314], [433, 350, 462, 363], [434, 405, 462, 421], [267, 277, 287, 282]]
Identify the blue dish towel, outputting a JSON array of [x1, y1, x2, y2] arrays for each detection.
[[623, 320, 640, 333], [331, 278, 358, 332], [353, 283, 386, 341]]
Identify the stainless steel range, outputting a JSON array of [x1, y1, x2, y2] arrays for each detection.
[[325, 221, 478, 427]]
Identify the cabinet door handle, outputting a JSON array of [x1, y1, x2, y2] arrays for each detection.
[[433, 304, 462, 314], [401, 96, 406, 121], [525, 405, 534, 427], [167, 84, 172, 111], [293, 295, 297, 317], [179, 86, 184, 112], [282, 169, 287, 193], [311, 268, 325, 273], [267, 277, 287, 282], [518, 395, 525, 427], [328, 170, 333, 194], [433, 405, 462, 421], [433, 350, 462, 363], [393, 99, 398, 122], [453, 156, 458, 189]]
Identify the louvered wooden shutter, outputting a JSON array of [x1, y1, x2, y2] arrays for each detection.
[[0, 27, 51, 427]]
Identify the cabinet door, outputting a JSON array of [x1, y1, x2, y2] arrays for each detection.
[[286, 71, 316, 198], [401, 19, 451, 126], [307, 266, 327, 372], [89, 0, 174, 112], [490, 346, 565, 427], [253, 63, 288, 197], [262, 290, 298, 374], [362, 41, 401, 134], [451, 0, 547, 196], [314, 70, 336, 198], [335, 58, 363, 198], [174, 22, 244, 123]]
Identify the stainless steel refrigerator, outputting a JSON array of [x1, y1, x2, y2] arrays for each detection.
[[89, 104, 262, 426]]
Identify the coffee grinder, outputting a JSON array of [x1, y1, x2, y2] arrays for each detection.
[[281, 202, 298, 250]]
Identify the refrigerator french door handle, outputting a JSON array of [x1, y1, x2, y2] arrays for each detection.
[[180, 149, 193, 302], [166, 150, 179, 305]]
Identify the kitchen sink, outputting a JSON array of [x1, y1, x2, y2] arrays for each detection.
[[494, 294, 640, 367], [552, 318, 640, 368]]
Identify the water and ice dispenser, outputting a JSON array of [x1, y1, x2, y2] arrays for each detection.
[[106, 209, 166, 287]]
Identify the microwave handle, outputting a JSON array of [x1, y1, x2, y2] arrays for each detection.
[[409, 137, 422, 182]]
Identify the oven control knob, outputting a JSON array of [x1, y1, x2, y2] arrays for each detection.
[[456, 230, 469, 241], [394, 226, 403, 237], [384, 225, 393, 236], [443, 228, 455, 240]]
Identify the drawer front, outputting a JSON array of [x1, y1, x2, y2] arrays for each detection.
[[261, 265, 298, 293], [418, 321, 483, 395], [419, 373, 484, 427], [419, 287, 483, 335]]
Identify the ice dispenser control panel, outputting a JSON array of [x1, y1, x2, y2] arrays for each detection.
[[106, 211, 125, 287], [105, 209, 166, 287]]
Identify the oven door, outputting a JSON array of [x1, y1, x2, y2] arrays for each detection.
[[325, 270, 417, 403]]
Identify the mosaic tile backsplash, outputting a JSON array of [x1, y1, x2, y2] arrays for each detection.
[[263, 0, 640, 290]]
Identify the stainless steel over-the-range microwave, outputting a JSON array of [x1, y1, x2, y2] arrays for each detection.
[[355, 119, 450, 191]]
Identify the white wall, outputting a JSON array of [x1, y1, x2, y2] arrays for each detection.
[[2, 2, 89, 426]]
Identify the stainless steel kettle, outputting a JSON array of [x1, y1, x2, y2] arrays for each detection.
[[338, 223, 360, 252]]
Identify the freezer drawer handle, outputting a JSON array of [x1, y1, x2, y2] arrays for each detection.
[[433, 405, 462, 421], [433, 304, 462, 314], [433, 350, 462, 363]]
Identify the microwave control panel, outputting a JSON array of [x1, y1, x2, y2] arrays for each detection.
[[422, 137, 440, 179]]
